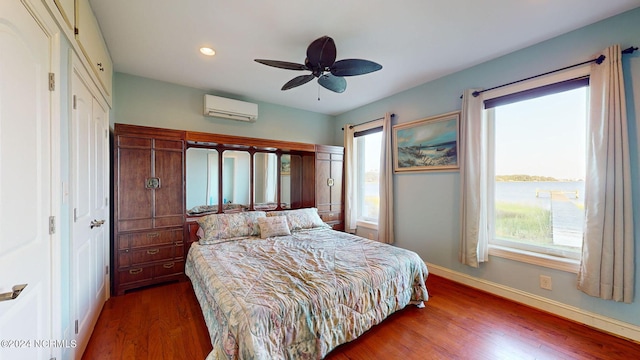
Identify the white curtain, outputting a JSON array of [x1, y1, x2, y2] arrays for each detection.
[[265, 154, 277, 202], [459, 89, 489, 267], [378, 113, 395, 244], [577, 44, 634, 303], [343, 124, 357, 233]]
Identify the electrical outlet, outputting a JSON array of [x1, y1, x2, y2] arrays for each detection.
[[540, 275, 552, 290]]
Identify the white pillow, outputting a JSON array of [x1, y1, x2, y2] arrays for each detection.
[[258, 216, 291, 238], [266, 207, 326, 231]]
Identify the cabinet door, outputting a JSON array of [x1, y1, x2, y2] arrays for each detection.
[[153, 139, 185, 228], [53, 0, 74, 30], [330, 154, 343, 211], [315, 154, 331, 212], [117, 137, 153, 231], [75, 0, 112, 97]]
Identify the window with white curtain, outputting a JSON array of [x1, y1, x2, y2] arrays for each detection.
[[485, 70, 589, 266], [355, 124, 382, 225]]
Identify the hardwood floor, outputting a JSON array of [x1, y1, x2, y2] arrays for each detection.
[[83, 275, 640, 359]]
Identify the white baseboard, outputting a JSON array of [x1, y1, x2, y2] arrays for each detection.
[[426, 263, 640, 343]]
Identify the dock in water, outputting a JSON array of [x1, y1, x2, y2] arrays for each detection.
[[543, 190, 583, 247]]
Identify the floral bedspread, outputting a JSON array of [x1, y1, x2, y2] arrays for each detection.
[[185, 228, 429, 360]]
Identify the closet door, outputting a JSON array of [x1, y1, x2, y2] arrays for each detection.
[[70, 56, 109, 357], [0, 1, 54, 359]]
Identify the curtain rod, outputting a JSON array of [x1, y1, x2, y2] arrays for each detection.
[[460, 46, 638, 99], [341, 113, 395, 131]]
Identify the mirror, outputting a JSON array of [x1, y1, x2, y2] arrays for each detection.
[[280, 154, 291, 209], [254, 152, 278, 210], [186, 148, 219, 214], [222, 150, 251, 213], [186, 141, 314, 216]]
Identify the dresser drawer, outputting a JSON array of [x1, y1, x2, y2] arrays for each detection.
[[117, 260, 185, 286], [118, 244, 180, 267], [319, 211, 342, 223], [118, 266, 153, 285], [118, 228, 183, 249], [154, 260, 185, 278]]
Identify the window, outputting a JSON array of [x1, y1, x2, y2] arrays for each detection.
[[355, 124, 382, 225], [485, 72, 589, 265]]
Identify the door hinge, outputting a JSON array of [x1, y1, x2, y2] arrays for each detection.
[[49, 216, 56, 235], [48, 73, 55, 91], [105, 266, 109, 275], [75, 320, 79, 334], [74, 27, 79, 36], [73, 95, 77, 110], [73, 208, 78, 222], [105, 197, 109, 206]]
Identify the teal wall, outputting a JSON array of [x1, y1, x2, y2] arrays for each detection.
[[334, 8, 640, 326], [112, 73, 336, 146]]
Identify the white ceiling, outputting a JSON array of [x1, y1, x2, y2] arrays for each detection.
[[89, 0, 639, 116]]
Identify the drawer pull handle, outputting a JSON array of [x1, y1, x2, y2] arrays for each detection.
[[129, 268, 143, 275], [146, 233, 159, 238], [163, 262, 175, 269], [146, 249, 159, 255]]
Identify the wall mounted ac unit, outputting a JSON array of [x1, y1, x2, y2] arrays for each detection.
[[204, 95, 258, 122]]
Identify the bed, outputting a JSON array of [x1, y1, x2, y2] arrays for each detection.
[[185, 208, 429, 359]]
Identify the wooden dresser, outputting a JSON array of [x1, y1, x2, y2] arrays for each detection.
[[315, 145, 344, 230], [113, 124, 186, 295]]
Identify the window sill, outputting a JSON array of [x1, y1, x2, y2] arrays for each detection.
[[356, 220, 378, 230], [489, 245, 580, 273]]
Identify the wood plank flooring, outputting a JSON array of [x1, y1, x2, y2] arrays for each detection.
[[83, 275, 640, 359]]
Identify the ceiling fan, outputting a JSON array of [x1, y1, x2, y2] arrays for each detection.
[[254, 36, 382, 93]]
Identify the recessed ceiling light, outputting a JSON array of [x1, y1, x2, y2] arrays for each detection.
[[200, 47, 216, 56]]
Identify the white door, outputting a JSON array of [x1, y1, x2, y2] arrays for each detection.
[[91, 96, 109, 315], [71, 65, 109, 356], [0, 1, 53, 359]]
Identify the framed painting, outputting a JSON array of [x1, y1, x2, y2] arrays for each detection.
[[280, 155, 290, 175], [393, 111, 460, 172]]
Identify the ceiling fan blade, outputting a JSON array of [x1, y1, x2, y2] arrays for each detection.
[[281, 74, 315, 90], [306, 36, 337, 70], [254, 59, 308, 71], [330, 59, 383, 77], [318, 74, 346, 93]]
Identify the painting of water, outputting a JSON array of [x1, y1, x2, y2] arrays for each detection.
[[393, 111, 459, 172]]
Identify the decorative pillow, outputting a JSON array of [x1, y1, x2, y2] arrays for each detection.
[[197, 211, 266, 244], [266, 207, 326, 231], [257, 216, 291, 238]]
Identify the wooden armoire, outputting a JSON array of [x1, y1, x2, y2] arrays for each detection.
[[315, 145, 344, 231], [113, 123, 345, 294], [113, 124, 186, 295]]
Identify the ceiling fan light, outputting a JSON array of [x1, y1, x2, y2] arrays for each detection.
[[200, 47, 216, 56]]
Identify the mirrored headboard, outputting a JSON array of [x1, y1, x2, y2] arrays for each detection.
[[184, 130, 316, 216]]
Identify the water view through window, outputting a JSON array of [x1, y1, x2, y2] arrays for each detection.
[[358, 131, 382, 222], [491, 86, 587, 259]]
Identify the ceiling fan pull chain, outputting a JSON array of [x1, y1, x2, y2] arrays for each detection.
[[318, 84, 321, 101]]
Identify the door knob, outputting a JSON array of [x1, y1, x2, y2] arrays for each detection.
[[90, 219, 106, 229], [0, 284, 27, 302]]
